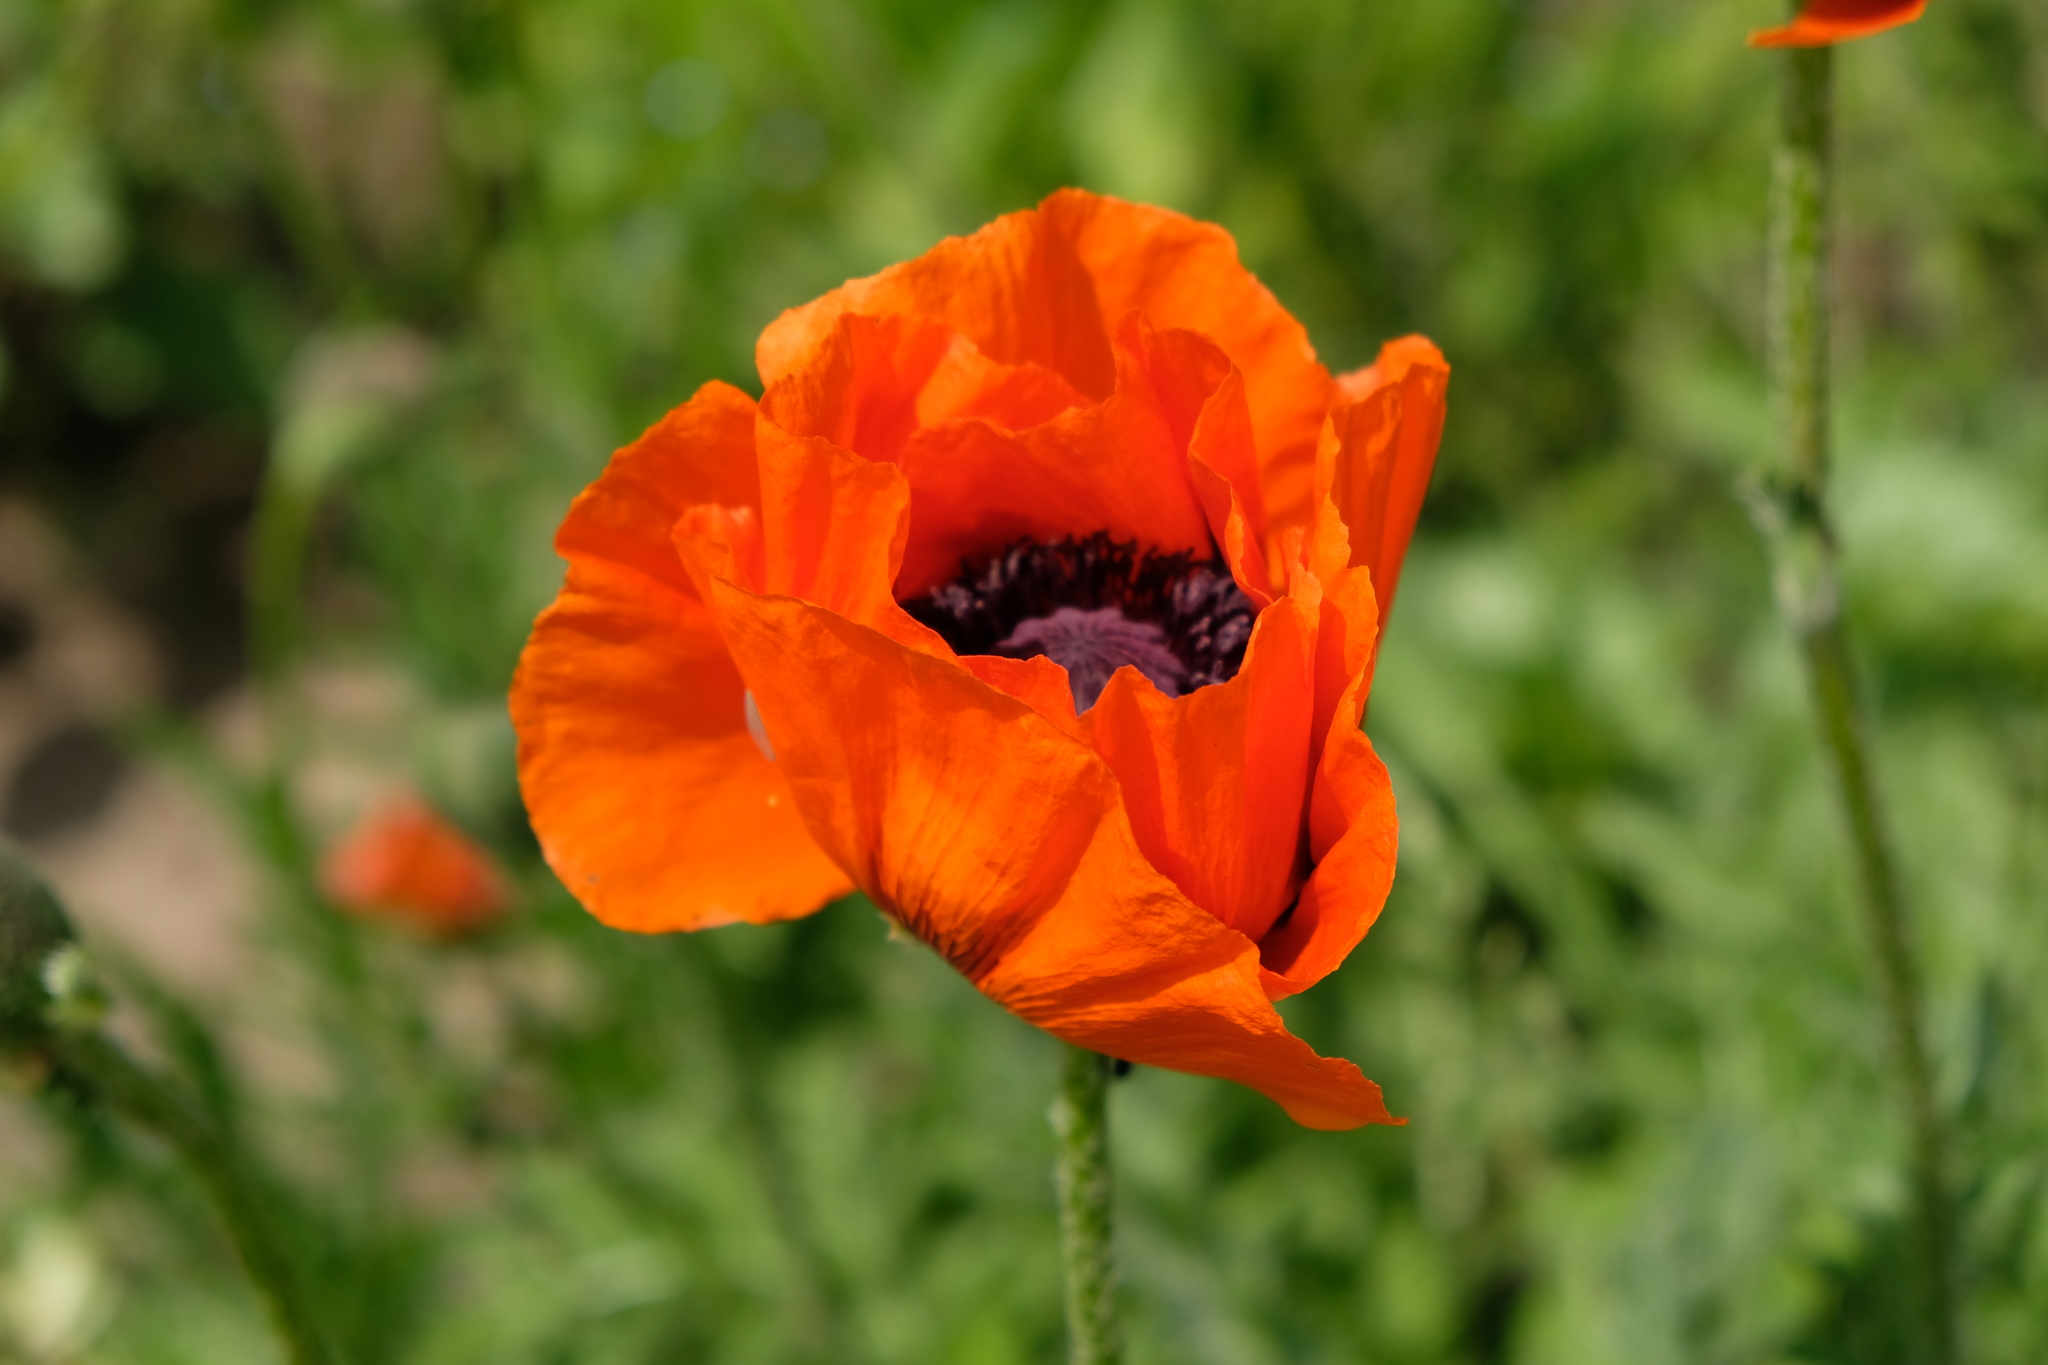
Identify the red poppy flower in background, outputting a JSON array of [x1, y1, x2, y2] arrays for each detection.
[[322, 795, 509, 936], [1749, 0, 1925, 47], [512, 190, 1448, 1130]]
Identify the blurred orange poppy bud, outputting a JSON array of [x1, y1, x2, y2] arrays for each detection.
[[513, 190, 1448, 1129], [1749, 0, 1925, 48], [321, 796, 508, 936]]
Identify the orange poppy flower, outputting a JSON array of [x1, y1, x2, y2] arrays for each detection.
[[1749, 0, 1926, 47], [512, 190, 1447, 1130], [321, 795, 509, 936]]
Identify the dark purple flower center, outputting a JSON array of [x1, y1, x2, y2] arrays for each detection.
[[997, 606, 1184, 707], [902, 533, 1256, 710]]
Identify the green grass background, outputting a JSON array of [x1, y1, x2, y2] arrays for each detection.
[[2, 0, 2047, 1361]]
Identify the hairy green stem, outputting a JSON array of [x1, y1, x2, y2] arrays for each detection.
[[49, 1031, 342, 1365], [1752, 44, 1958, 1364], [3, 844, 339, 1365], [1050, 1045, 1120, 1365]]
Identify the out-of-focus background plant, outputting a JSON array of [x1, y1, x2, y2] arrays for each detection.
[[1, 0, 2045, 1361]]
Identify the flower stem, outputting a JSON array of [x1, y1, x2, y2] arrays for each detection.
[[2, 843, 339, 1365], [1752, 44, 1958, 1364], [1050, 1044, 1121, 1365], [48, 1030, 343, 1365]]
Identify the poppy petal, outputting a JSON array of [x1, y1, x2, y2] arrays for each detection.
[[706, 581, 1395, 1129], [759, 202, 1120, 400], [1748, 0, 1926, 47], [756, 312, 959, 464], [918, 344, 1090, 433], [1297, 466, 1377, 758], [958, 653, 1084, 739], [751, 411, 930, 642], [761, 307, 1214, 600], [511, 385, 853, 931], [1146, 321, 1280, 599], [1084, 594, 1318, 943], [1328, 335, 1450, 627], [1047, 192, 1336, 521], [886, 323, 1217, 596], [1249, 358, 1426, 997], [760, 312, 1088, 465], [554, 381, 764, 592], [995, 944, 1396, 1131], [1258, 666, 1400, 1000], [758, 190, 1335, 521]]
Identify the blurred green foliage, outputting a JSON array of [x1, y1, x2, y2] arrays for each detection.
[[1, 0, 2046, 1362]]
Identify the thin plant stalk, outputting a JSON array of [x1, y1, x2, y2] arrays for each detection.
[[49, 1031, 342, 1365], [1050, 1044, 1121, 1365], [1750, 43, 1958, 1364], [2, 844, 339, 1365]]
